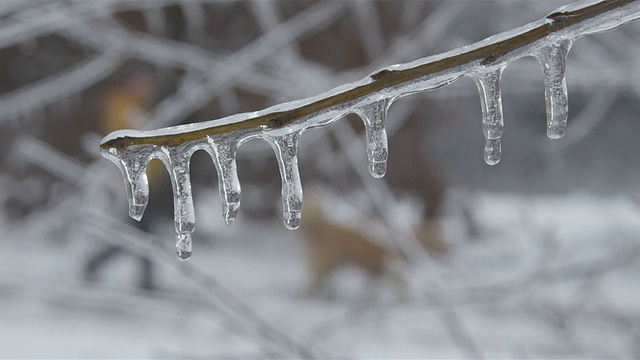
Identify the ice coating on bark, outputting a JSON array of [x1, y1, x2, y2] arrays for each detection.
[[103, 145, 153, 221], [206, 135, 241, 226], [551, 0, 602, 13], [471, 68, 505, 166], [536, 39, 573, 139], [265, 132, 303, 230], [355, 98, 391, 178], [158, 144, 196, 260]]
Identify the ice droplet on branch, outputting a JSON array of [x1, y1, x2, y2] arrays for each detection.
[[535, 39, 572, 139], [471, 68, 505, 166], [266, 132, 303, 230], [356, 98, 391, 178], [206, 135, 241, 225], [103, 146, 152, 221], [160, 144, 196, 260]]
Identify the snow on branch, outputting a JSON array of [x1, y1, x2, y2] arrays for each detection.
[[99, 0, 640, 260]]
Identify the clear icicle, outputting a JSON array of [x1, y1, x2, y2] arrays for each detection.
[[103, 146, 152, 221], [207, 136, 241, 225], [266, 132, 303, 230], [536, 39, 572, 139], [356, 98, 391, 178], [161, 145, 196, 261], [472, 69, 505, 166]]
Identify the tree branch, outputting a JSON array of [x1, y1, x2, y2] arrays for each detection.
[[96, 0, 640, 249], [101, 0, 640, 150]]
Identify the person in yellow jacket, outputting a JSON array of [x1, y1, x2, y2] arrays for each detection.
[[85, 66, 163, 290]]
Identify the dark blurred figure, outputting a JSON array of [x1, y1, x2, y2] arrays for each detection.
[[84, 66, 163, 291]]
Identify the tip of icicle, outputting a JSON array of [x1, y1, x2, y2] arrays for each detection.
[[283, 210, 302, 230], [176, 250, 192, 261], [483, 138, 501, 166], [223, 202, 240, 226], [129, 204, 146, 221], [175, 233, 192, 261], [547, 126, 566, 140], [484, 157, 500, 166], [369, 161, 387, 178], [176, 248, 192, 261]]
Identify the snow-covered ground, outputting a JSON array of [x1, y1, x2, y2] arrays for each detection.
[[1, 190, 639, 358]]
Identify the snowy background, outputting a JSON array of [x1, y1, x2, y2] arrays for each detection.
[[1, 1, 640, 358]]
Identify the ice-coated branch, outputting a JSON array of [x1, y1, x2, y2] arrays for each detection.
[[102, 0, 640, 149], [99, 0, 640, 259]]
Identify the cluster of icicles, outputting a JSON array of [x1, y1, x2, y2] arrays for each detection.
[[101, 1, 640, 260]]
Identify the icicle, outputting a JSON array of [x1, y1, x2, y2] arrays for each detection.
[[356, 98, 391, 178], [160, 145, 196, 261], [471, 69, 505, 165], [207, 136, 241, 225], [103, 146, 152, 221], [535, 39, 572, 139], [265, 132, 303, 230]]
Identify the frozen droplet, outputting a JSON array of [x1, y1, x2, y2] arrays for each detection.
[[535, 39, 572, 139], [129, 204, 147, 222], [356, 98, 391, 178], [160, 145, 196, 257], [207, 136, 241, 225], [265, 132, 303, 230], [284, 210, 302, 230], [472, 69, 504, 165], [102, 146, 153, 221], [175, 233, 192, 261], [222, 202, 240, 225], [484, 138, 501, 165]]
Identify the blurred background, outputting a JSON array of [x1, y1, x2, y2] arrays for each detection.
[[1, 0, 640, 358]]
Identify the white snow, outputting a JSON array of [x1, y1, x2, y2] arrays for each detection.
[[1, 190, 639, 358]]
